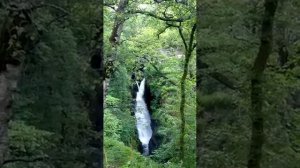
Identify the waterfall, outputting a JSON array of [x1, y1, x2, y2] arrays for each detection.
[[135, 78, 152, 156]]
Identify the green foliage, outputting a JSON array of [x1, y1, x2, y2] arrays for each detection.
[[104, 109, 122, 140], [4, 1, 102, 167], [104, 1, 196, 167], [8, 121, 54, 157], [200, 92, 235, 110], [197, 0, 300, 167], [104, 137, 181, 168], [104, 0, 196, 167], [105, 67, 137, 146]]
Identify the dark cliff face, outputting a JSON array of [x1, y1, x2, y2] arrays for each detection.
[[144, 83, 154, 114]]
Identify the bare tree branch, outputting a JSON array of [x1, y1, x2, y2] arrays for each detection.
[[103, 1, 116, 8], [157, 25, 171, 38], [40, 3, 69, 14], [46, 13, 68, 27], [178, 23, 188, 51], [208, 71, 238, 90], [188, 23, 197, 52]]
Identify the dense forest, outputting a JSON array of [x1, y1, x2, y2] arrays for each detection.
[[0, 0, 103, 167], [197, 0, 300, 168], [0, 0, 299, 168]]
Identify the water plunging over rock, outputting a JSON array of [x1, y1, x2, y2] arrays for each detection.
[[135, 78, 153, 156]]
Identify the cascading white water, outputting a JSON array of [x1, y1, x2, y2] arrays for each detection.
[[135, 78, 153, 156]]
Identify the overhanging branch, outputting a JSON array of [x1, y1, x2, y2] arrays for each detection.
[[208, 71, 238, 90], [3, 156, 49, 165], [198, 60, 239, 90], [143, 57, 177, 86], [157, 25, 171, 38], [46, 13, 68, 26], [149, 62, 177, 86], [104, 2, 116, 10], [40, 3, 69, 14], [188, 24, 197, 52], [127, 10, 191, 22], [3, 156, 87, 165]]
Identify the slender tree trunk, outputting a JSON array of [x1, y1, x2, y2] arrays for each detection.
[[179, 24, 196, 161], [247, 1, 278, 168], [179, 52, 190, 160]]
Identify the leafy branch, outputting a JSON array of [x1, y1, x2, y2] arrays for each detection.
[[127, 10, 192, 22]]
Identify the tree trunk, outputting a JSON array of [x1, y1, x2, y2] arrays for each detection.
[[107, 0, 128, 68], [105, 0, 129, 102], [247, 1, 278, 168], [179, 52, 190, 160], [179, 24, 196, 161], [109, 0, 129, 46]]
